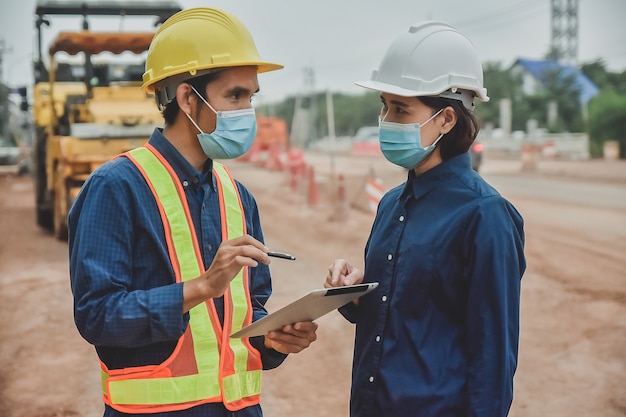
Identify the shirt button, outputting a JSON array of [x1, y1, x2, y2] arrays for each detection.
[[375, 335, 381, 342], [369, 376, 374, 383], [182, 180, 189, 187], [381, 295, 387, 302], [399, 215, 405, 222], [387, 254, 393, 261]]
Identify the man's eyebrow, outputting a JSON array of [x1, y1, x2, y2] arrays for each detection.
[[226, 86, 260, 95]]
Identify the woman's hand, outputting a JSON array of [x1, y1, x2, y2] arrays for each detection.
[[325, 258, 363, 288]]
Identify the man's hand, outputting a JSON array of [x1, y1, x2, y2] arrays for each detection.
[[183, 235, 270, 313], [264, 321, 318, 354]]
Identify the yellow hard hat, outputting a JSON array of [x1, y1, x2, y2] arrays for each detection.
[[142, 7, 283, 97]]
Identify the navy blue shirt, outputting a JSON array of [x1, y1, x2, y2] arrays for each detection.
[[340, 153, 525, 417], [69, 129, 286, 417]]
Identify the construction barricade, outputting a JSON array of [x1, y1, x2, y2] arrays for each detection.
[[366, 177, 384, 216]]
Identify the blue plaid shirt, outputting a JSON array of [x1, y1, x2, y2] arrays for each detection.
[[69, 128, 286, 417], [340, 153, 526, 417]]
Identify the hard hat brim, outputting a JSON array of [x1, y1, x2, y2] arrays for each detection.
[[355, 79, 488, 102], [355, 79, 431, 97], [355, 79, 489, 111], [143, 61, 284, 94]]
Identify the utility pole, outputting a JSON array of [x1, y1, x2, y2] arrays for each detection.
[[550, 0, 578, 65], [290, 66, 317, 147], [0, 38, 14, 84]]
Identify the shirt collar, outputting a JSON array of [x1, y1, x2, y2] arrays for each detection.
[[147, 128, 215, 190], [400, 152, 472, 202]]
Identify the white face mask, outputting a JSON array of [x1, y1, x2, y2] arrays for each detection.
[[186, 85, 257, 160], [378, 108, 444, 169]]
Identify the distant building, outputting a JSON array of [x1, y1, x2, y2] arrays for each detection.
[[511, 58, 599, 105]]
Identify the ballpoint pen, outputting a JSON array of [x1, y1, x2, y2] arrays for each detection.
[[267, 251, 296, 260]]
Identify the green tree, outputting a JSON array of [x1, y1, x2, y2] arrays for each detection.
[[529, 67, 584, 132], [606, 69, 626, 95], [588, 91, 626, 158], [582, 60, 626, 95], [479, 61, 526, 129], [581, 60, 610, 90], [258, 90, 381, 142]]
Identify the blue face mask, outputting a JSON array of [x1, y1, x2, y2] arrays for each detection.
[[186, 86, 257, 160], [378, 108, 444, 169]]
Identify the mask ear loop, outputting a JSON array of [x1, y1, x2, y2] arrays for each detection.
[[423, 108, 444, 126], [190, 85, 217, 114], [380, 108, 390, 123], [186, 85, 213, 135], [431, 133, 445, 147], [422, 108, 445, 148], [185, 112, 204, 134]]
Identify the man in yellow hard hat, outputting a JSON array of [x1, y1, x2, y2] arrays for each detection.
[[69, 7, 318, 416]]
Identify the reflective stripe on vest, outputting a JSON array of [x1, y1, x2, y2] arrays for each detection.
[[100, 145, 261, 413]]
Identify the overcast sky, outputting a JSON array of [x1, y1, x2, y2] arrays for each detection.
[[1, 0, 624, 104]]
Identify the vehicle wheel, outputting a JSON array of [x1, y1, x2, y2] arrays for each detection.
[[34, 129, 53, 231], [52, 163, 69, 241], [53, 189, 69, 241]]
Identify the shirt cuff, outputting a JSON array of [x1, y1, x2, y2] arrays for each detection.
[[249, 336, 288, 370], [338, 302, 358, 323]]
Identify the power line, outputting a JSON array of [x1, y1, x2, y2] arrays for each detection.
[[453, 4, 549, 34], [451, 1, 548, 31], [0, 38, 14, 84]]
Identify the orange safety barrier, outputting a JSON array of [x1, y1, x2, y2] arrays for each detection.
[[366, 177, 384, 216], [265, 145, 284, 171]]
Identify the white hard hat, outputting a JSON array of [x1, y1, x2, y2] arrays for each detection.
[[356, 21, 489, 110]]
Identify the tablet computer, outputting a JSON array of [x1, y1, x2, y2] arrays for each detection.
[[230, 282, 379, 338]]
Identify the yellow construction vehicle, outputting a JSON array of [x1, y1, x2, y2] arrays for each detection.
[[32, 1, 181, 240]]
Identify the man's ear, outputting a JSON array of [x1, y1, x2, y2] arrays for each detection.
[[176, 83, 195, 115], [440, 106, 458, 135]]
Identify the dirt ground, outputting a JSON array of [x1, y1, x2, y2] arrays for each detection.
[[0, 152, 625, 417]]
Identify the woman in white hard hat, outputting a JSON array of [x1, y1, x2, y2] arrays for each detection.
[[325, 22, 526, 417]]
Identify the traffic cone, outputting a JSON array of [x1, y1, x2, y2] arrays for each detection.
[[331, 173, 348, 222], [287, 148, 305, 191], [307, 165, 319, 208]]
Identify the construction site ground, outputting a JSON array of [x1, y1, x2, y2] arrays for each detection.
[[0, 151, 625, 417]]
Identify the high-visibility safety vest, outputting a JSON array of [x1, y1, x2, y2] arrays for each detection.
[[100, 144, 263, 414]]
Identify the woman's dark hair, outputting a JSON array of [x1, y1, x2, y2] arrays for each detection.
[[417, 95, 480, 161], [161, 71, 223, 125]]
